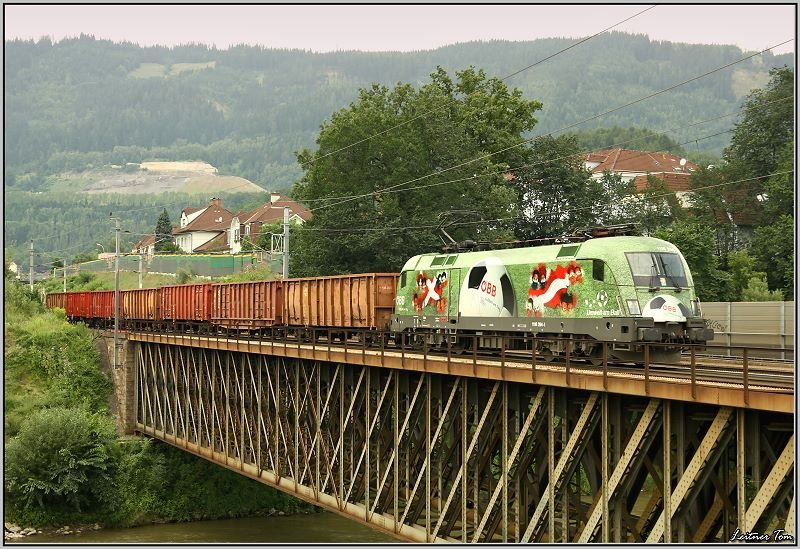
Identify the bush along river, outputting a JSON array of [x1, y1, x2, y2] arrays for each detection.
[[7, 513, 397, 544]]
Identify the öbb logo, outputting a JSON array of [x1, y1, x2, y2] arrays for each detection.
[[480, 280, 497, 297]]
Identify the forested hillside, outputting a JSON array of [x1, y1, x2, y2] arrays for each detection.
[[5, 32, 793, 191], [4, 33, 793, 269]]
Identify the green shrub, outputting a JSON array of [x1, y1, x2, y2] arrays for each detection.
[[5, 407, 119, 514], [175, 269, 192, 284], [218, 265, 276, 282], [77, 272, 95, 284], [5, 310, 112, 414], [4, 276, 42, 322], [111, 438, 168, 526]]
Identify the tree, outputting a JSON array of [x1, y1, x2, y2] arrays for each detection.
[[512, 135, 601, 239], [619, 174, 686, 236], [654, 221, 730, 302], [240, 236, 254, 252], [291, 66, 542, 276], [724, 66, 794, 181], [750, 215, 794, 300], [741, 274, 783, 302], [154, 209, 173, 252], [726, 249, 757, 302]]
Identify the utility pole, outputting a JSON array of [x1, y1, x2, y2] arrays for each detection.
[[114, 217, 121, 370], [282, 207, 289, 279], [29, 240, 34, 291], [138, 253, 143, 289], [63, 258, 67, 293]]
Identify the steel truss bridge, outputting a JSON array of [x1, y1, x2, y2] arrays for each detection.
[[119, 330, 795, 543]]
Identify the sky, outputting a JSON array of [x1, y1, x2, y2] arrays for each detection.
[[3, 4, 796, 55]]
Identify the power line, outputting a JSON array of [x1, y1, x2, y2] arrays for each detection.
[[23, 91, 791, 261], [297, 93, 790, 206], [300, 5, 657, 168], [307, 39, 793, 213], [294, 169, 792, 234]]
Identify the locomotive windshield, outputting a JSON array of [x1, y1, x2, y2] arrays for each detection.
[[626, 252, 687, 288]]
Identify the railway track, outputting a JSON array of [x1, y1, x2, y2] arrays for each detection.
[[136, 330, 794, 393]]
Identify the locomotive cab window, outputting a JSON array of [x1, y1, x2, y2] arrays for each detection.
[[592, 259, 605, 281], [626, 252, 687, 288], [400, 271, 407, 288]]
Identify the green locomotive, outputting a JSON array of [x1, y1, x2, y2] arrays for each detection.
[[390, 234, 713, 362]]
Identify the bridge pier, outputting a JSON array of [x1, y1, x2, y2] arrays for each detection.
[[98, 331, 137, 434], [124, 335, 794, 543]]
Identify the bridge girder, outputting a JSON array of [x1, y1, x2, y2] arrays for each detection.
[[133, 341, 794, 543]]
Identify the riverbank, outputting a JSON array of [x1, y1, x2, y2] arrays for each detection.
[[6, 513, 397, 544], [4, 522, 101, 541]]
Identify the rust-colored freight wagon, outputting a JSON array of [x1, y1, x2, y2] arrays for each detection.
[[284, 273, 399, 329], [90, 290, 115, 320], [161, 283, 214, 322], [212, 280, 283, 329], [46, 292, 67, 311], [121, 288, 161, 321], [65, 291, 92, 319]]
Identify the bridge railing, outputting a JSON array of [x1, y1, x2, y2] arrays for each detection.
[[177, 325, 793, 407]]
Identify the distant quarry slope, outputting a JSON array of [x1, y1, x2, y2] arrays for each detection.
[[67, 161, 265, 194]]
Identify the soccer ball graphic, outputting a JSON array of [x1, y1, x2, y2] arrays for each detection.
[[643, 294, 691, 322], [459, 257, 517, 318]]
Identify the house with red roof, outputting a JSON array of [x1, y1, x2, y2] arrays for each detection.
[[585, 148, 698, 207], [132, 234, 157, 258], [228, 192, 312, 253], [173, 197, 235, 253]]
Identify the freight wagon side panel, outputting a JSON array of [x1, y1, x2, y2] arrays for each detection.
[[284, 274, 398, 330], [161, 284, 213, 321], [91, 290, 114, 319], [122, 288, 160, 320], [212, 281, 281, 329], [46, 293, 67, 311], [374, 274, 399, 330], [66, 292, 92, 319]]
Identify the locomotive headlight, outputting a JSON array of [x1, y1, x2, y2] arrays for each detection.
[[627, 299, 641, 315]]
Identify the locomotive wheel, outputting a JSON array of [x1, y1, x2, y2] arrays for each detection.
[[540, 347, 554, 362]]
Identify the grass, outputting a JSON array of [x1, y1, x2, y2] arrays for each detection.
[[128, 63, 168, 79], [181, 175, 266, 193], [39, 271, 183, 293]]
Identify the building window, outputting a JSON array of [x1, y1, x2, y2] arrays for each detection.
[[245, 225, 250, 236], [234, 228, 240, 243]]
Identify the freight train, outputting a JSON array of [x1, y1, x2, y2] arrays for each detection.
[[46, 232, 713, 364]]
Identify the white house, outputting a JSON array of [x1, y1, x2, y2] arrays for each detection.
[[227, 192, 312, 254], [173, 198, 234, 253]]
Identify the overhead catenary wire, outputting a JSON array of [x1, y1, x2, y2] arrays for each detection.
[[300, 5, 658, 168], [25, 37, 792, 250], [25, 98, 787, 261], [293, 169, 793, 235], [307, 39, 793, 213], [296, 93, 792, 206]]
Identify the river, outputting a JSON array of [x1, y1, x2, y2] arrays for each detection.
[[11, 513, 399, 544]]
